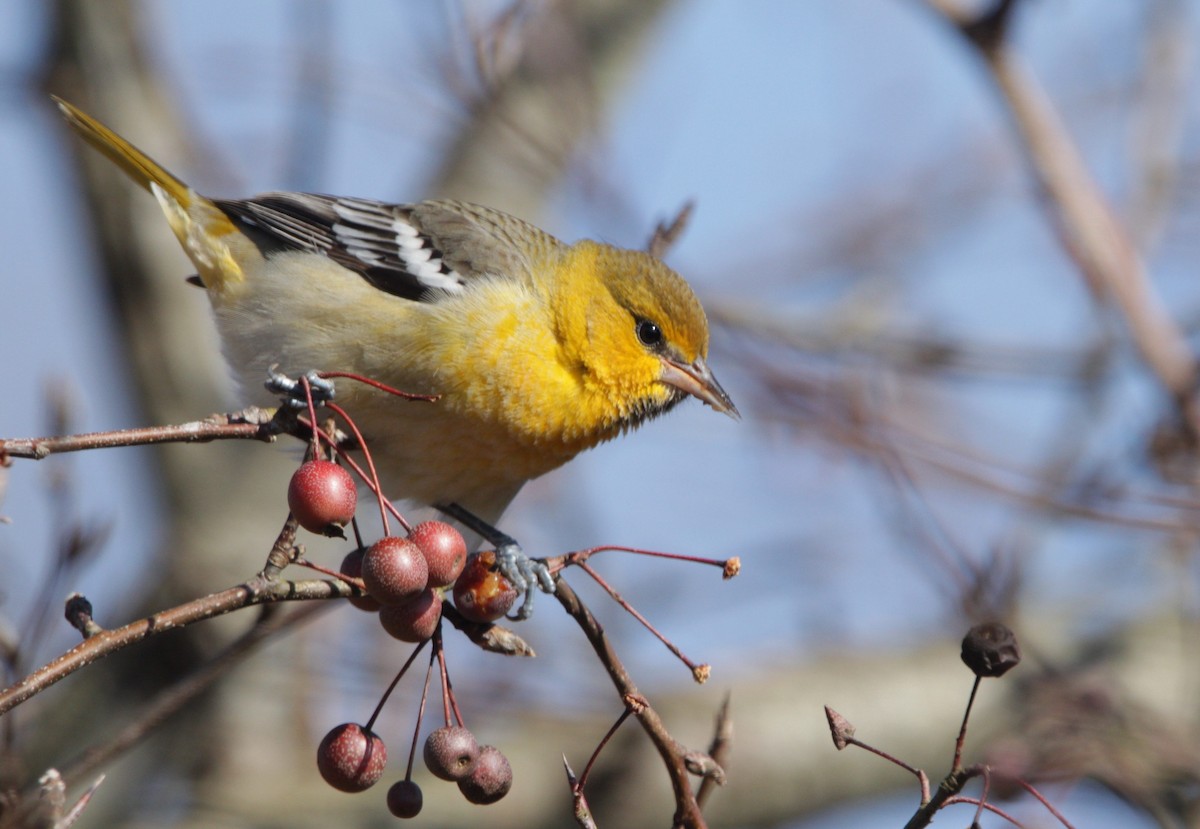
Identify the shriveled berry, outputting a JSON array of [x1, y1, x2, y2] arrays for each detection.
[[362, 536, 428, 605], [457, 744, 511, 804], [452, 551, 517, 623], [379, 588, 442, 642], [316, 723, 387, 792], [386, 779, 423, 818], [409, 521, 468, 587], [340, 549, 382, 612], [423, 726, 479, 781], [288, 460, 357, 536], [961, 622, 1021, 678]]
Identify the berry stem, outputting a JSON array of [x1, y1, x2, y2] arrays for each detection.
[[1018, 779, 1078, 829], [406, 650, 436, 781], [576, 706, 635, 792], [302, 427, 410, 533], [575, 561, 708, 681], [953, 676, 981, 772], [553, 545, 736, 577], [325, 401, 392, 536], [298, 375, 322, 459], [364, 639, 429, 732], [293, 556, 369, 597], [317, 371, 440, 402]]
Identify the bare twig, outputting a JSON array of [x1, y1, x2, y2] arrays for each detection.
[[0, 408, 281, 460], [694, 693, 732, 811], [0, 575, 357, 716], [553, 577, 716, 829], [648, 201, 695, 259]]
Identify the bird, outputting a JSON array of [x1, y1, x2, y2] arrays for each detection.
[[54, 96, 738, 616]]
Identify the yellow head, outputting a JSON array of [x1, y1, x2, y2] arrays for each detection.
[[550, 241, 737, 441]]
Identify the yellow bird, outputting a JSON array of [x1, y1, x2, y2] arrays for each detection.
[[54, 97, 737, 614]]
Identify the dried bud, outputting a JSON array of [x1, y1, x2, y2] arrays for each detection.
[[961, 622, 1021, 678], [682, 750, 726, 784], [723, 557, 741, 579], [824, 706, 855, 750]]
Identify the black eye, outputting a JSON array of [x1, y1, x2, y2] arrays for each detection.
[[636, 319, 664, 348]]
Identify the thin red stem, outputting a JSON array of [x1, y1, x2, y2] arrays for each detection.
[[1018, 779, 1077, 829], [317, 371, 440, 402], [407, 646, 437, 781], [576, 561, 705, 677], [953, 676, 982, 772], [577, 707, 635, 791], [299, 375, 321, 458], [364, 640, 429, 732], [324, 402, 393, 536]]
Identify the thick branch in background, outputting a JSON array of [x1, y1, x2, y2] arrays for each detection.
[[429, 0, 673, 219], [38, 1, 334, 824], [929, 0, 1198, 421]]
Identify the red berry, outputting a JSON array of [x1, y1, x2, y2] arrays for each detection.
[[378, 589, 442, 642], [457, 745, 512, 804], [408, 521, 468, 588], [386, 779, 423, 818], [288, 460, 357, 536], [339, 549, 382, 612], [423, 726, 479, 781], [316, 723, 387, 793], [362, 536, 428, 605], [452, 551, 517, 623]]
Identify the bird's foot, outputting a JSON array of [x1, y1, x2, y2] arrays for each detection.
[[437, 502, 555, 620], [265, 366, 336, 409], [495, 542, 556, 621]]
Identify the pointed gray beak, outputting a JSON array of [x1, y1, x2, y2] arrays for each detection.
[[659, 356, 740, 420]]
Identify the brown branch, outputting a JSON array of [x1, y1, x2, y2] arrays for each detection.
[[553, 577, 714, 829], [693, 693, 732, 811], [0, 408, 281, 461], [0, 575, 356, 716], [1, 602, 330, 829], [902, 764, 985, 829]]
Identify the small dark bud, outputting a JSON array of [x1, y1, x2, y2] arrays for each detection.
[[961, 622, 1021, 678], [64, 593, 102, 638]]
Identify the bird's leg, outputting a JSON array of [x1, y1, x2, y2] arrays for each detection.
[[265, 366, 337, 409], [436, 502, 555, 621]]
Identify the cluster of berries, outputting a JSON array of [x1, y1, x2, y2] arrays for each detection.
[[287, 459, 519, 818], [287, 459, 520, 632], [316, 721, 512, 818]]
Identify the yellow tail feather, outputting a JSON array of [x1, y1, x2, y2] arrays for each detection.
[[53, 96, 196, 210], [53, 97, 246, 291]]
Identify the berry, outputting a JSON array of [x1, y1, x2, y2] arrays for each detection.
[[961, 622, 1021, 678], [452, 551, 517, 623], [362, 536, 428, 605], [457, 745, 512, 804], [409, 521, 468, 588], [379, 589, 442, 642], [340, 549, 382, 612], [316, 723, 387, 793], [288, 460, 357, 536], [386, 779, 423, 818], [423, 726, 479, 781]]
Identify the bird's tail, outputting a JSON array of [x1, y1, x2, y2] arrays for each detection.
[[53, 97, 245, 291], [54, 97, 196, 209]]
